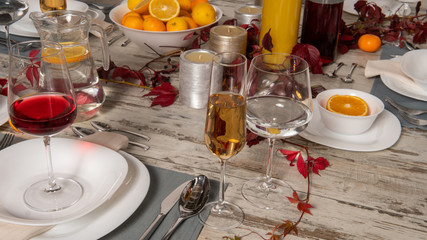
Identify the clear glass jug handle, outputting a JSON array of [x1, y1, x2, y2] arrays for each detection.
[[90, 24, 110, 71]]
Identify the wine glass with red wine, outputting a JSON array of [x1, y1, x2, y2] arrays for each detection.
[[7, 40, 81, 212]]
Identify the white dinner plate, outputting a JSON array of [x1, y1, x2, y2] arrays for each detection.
[[0, 95, 7, 126], [300, 101, 401, 152], [0, 138, 128, 226], [343, 0, 408, 17], [380, 57, 427, 102], [33, 150, 150, 240]]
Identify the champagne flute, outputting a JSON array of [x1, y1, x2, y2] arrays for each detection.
[[241, 53, 312, 210], [198, 52, 247, 230], [8, 40, 81, 212], [39, 0, 66, 12]]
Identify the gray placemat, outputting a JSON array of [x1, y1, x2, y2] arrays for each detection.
[[0, 135, 221, 240], [370, 44, 427, 130]]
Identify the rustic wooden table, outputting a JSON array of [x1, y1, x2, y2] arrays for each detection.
[[1, 0, 426, 239]]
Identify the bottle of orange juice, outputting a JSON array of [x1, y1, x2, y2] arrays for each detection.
[[259, 0, 302, 54]]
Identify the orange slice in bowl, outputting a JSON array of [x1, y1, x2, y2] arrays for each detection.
[[326, 95, 369, 116], [149, 0, 180, 22], [128, 0, 151, 14]]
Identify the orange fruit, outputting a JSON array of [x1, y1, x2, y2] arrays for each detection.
[[43, 42, 90, 64], [149, 0, 180, 22], [121, 11, 141, 25], [179, 9, 192, 17], [191, 2, 216, 26], [358, 34, 381, 52], [122, 15, 145, 30], [326, 95, 369, 116], [191, 0, 208, 10], [182, 16, 198, 29], [177, 0, 191, 12], [128, 0, 150, 14], [141, 14, 152, 20], [143, 16, 166, 31], [166, 16, 188, 31]]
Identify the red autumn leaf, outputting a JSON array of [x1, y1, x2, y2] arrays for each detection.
[[223, 18, 237, 25], [184, 31, 196, 40], [279, 149, 299, 163], [287, 191, 300, 204], [297, 201, 313, 215], [308, 157, 330, 175], [296, 154, 308, 178], [262, 28, 273, 52], [292, 44, 323, 74], [246, 129, 265, 147], [150, 93, 176, 107], [29, 49, 40, 61], [191, 38, 200, 49], [25, 65, 39, 86]]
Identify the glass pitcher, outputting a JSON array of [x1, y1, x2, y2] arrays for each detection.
[[30, 10, 110, 122]]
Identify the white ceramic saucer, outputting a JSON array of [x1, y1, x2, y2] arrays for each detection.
[[0, 95, 7, 126], [299, 101, 401, 152], [0, 138, 128, 226], [33, 150, 150, 240]]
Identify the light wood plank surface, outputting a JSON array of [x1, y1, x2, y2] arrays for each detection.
[[1, 0, 426, 239]]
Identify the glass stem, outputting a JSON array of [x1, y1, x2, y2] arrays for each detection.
[[4, 25, 10, 50], [217, 160, 226, 208], [43, 136, 61, 192], [264, 138, 275, 186]]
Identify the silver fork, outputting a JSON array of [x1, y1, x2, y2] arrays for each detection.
[[0, 133, 14, 150], [341, 63, 357, 83], [324, 62, 344, 78], [398, 111, 427, 126], [385, 96, 427, 116]]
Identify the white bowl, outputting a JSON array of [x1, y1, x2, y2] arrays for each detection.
[[400, 49, 427, 91], [109, 3, 223, 54], [316, 89, 384, 135]]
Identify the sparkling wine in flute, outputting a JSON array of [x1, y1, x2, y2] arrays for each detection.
[[246, 96, 312, 139], [39, 0, 66, 12], [0, 0, 28, 25], [205, 92, 246, 162]]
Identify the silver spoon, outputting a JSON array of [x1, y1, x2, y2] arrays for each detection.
[[161, 175, 210, 240], [341, 63, 357, 83], [72, 126, 150, 150], [324, 62, 344, 78], [91, 121, 150, 141]]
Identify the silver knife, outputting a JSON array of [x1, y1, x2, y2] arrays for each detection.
[[139, 181, 188, 240]]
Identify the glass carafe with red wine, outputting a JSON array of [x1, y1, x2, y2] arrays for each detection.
[[8, 40, 81, 212]]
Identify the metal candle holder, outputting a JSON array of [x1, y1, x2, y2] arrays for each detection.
[[234, 5, 262, 28], [209, 25, 247, 55]]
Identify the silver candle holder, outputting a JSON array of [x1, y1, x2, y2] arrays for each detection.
[[209, 25, 247, 55], [179, 49, 216, 109], [234, 5, 262, 28]]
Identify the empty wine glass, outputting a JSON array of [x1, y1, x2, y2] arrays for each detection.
[[241, 53, 313, 210], [8, 40, 80, 212], [198, 52, 247, 230], [0, 0, 28, 49]]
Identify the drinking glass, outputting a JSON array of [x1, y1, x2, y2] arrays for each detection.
[[0, 0, 28, 49], [8, 40, 80, 212], [39, 0, 67, 12], [241, 53, 313, 210], [198, 52, 247, 230]]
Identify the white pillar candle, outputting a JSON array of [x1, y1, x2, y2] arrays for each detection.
[[209, 25, 247, 55], [234, 5, 262, 28], [179, 49, 216, 109]]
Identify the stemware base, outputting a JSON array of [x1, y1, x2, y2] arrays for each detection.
[[24, 177, 83, 212], [198, 201, 244, 230], [241, 177, 294, 210]]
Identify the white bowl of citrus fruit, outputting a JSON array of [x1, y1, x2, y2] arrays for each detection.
[[109, 0, 223, 54], [316, 89, 384, 135]]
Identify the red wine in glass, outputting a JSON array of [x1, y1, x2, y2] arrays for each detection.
[[9, 94, 77, 136], [300, 0, 344, 62]]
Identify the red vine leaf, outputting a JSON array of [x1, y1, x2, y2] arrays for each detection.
[[296, 154, 308, 178], [279, 149, 299, 165], [308, 156, 330, 175], [261, 28, 273, 52], [143, 82, 178, 107], [292, 44, 323, 74], [287, 190, 313, 215], [246, 129, 265, 147]]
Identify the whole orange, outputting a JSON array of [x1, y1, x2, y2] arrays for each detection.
[[192, 2, 216, 26], [191, 0, 208, 10], [182, 16, 198, 29], [358, 34, 381, 52], [143, 16, 166, 31], [166, 17, 188, 31], [121, 11, 141, 25], [122, 15, 145, 30]]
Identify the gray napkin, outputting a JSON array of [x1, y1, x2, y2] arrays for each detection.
[[369, 44, 427, 130]]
